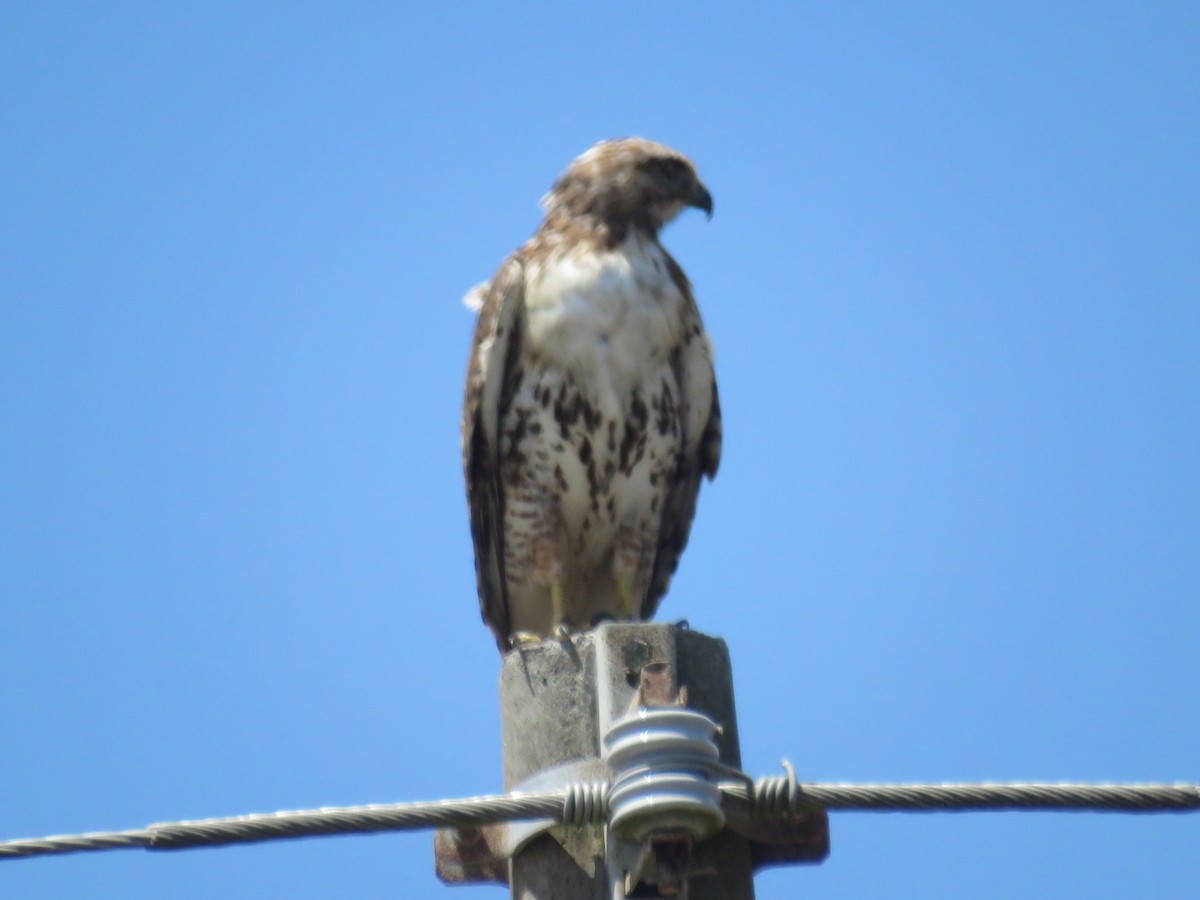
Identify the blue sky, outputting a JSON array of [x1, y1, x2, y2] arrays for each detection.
[[2, 2, 1197, 897]]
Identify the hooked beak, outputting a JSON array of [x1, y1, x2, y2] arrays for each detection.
[[687, 180, 714, 220]]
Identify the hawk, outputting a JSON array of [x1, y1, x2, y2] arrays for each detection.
[[462, 138, 721, 652]]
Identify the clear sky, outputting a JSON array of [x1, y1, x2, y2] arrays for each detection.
[[2, 3, 1197, 897]]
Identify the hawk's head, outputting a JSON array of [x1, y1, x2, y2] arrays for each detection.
[[542, 138, 713, 237]]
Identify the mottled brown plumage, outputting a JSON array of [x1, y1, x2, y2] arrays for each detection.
[[462, 138, 721, 652]]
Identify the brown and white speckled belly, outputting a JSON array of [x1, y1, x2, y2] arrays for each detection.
[[499, 235, 688, 635]]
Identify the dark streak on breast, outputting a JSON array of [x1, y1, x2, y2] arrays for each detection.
[[579, 436, 600, 497], [619, 390, 650, 473], [654, 380, 677, 437], [554, 387, 603, 442]]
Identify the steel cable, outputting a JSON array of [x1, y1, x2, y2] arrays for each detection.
[[2, 780, 1196, 861]]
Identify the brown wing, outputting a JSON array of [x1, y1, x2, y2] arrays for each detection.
[[462, 258, 526, 651], [642, 272, 722, 619]]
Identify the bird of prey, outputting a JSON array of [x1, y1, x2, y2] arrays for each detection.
[[462, 138, 721, 652]]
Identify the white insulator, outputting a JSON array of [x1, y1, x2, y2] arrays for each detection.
[[602, 707, 725, 842]]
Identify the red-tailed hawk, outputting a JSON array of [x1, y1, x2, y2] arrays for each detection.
[[462, 138, 721, 652]]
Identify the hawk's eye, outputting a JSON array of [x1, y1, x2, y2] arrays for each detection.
[[650, 157, 692, 190]]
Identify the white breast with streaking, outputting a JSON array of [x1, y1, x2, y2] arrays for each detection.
[[523, 233, 686, 393]]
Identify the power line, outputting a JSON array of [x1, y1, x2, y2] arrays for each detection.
[[3, 779, 1196, 862], [794, 782, 1200, 812]]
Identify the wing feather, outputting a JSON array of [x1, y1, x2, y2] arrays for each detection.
[[462, 258, 526, 650], [642, 279, 722, 618]]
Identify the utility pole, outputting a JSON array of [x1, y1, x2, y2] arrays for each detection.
[[436, 622, 828, 897]]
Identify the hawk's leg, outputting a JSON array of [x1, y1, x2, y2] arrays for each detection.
[[615, 575, 636, 621], [534, 531, 571, 638], [612, 526, 653, 622]]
